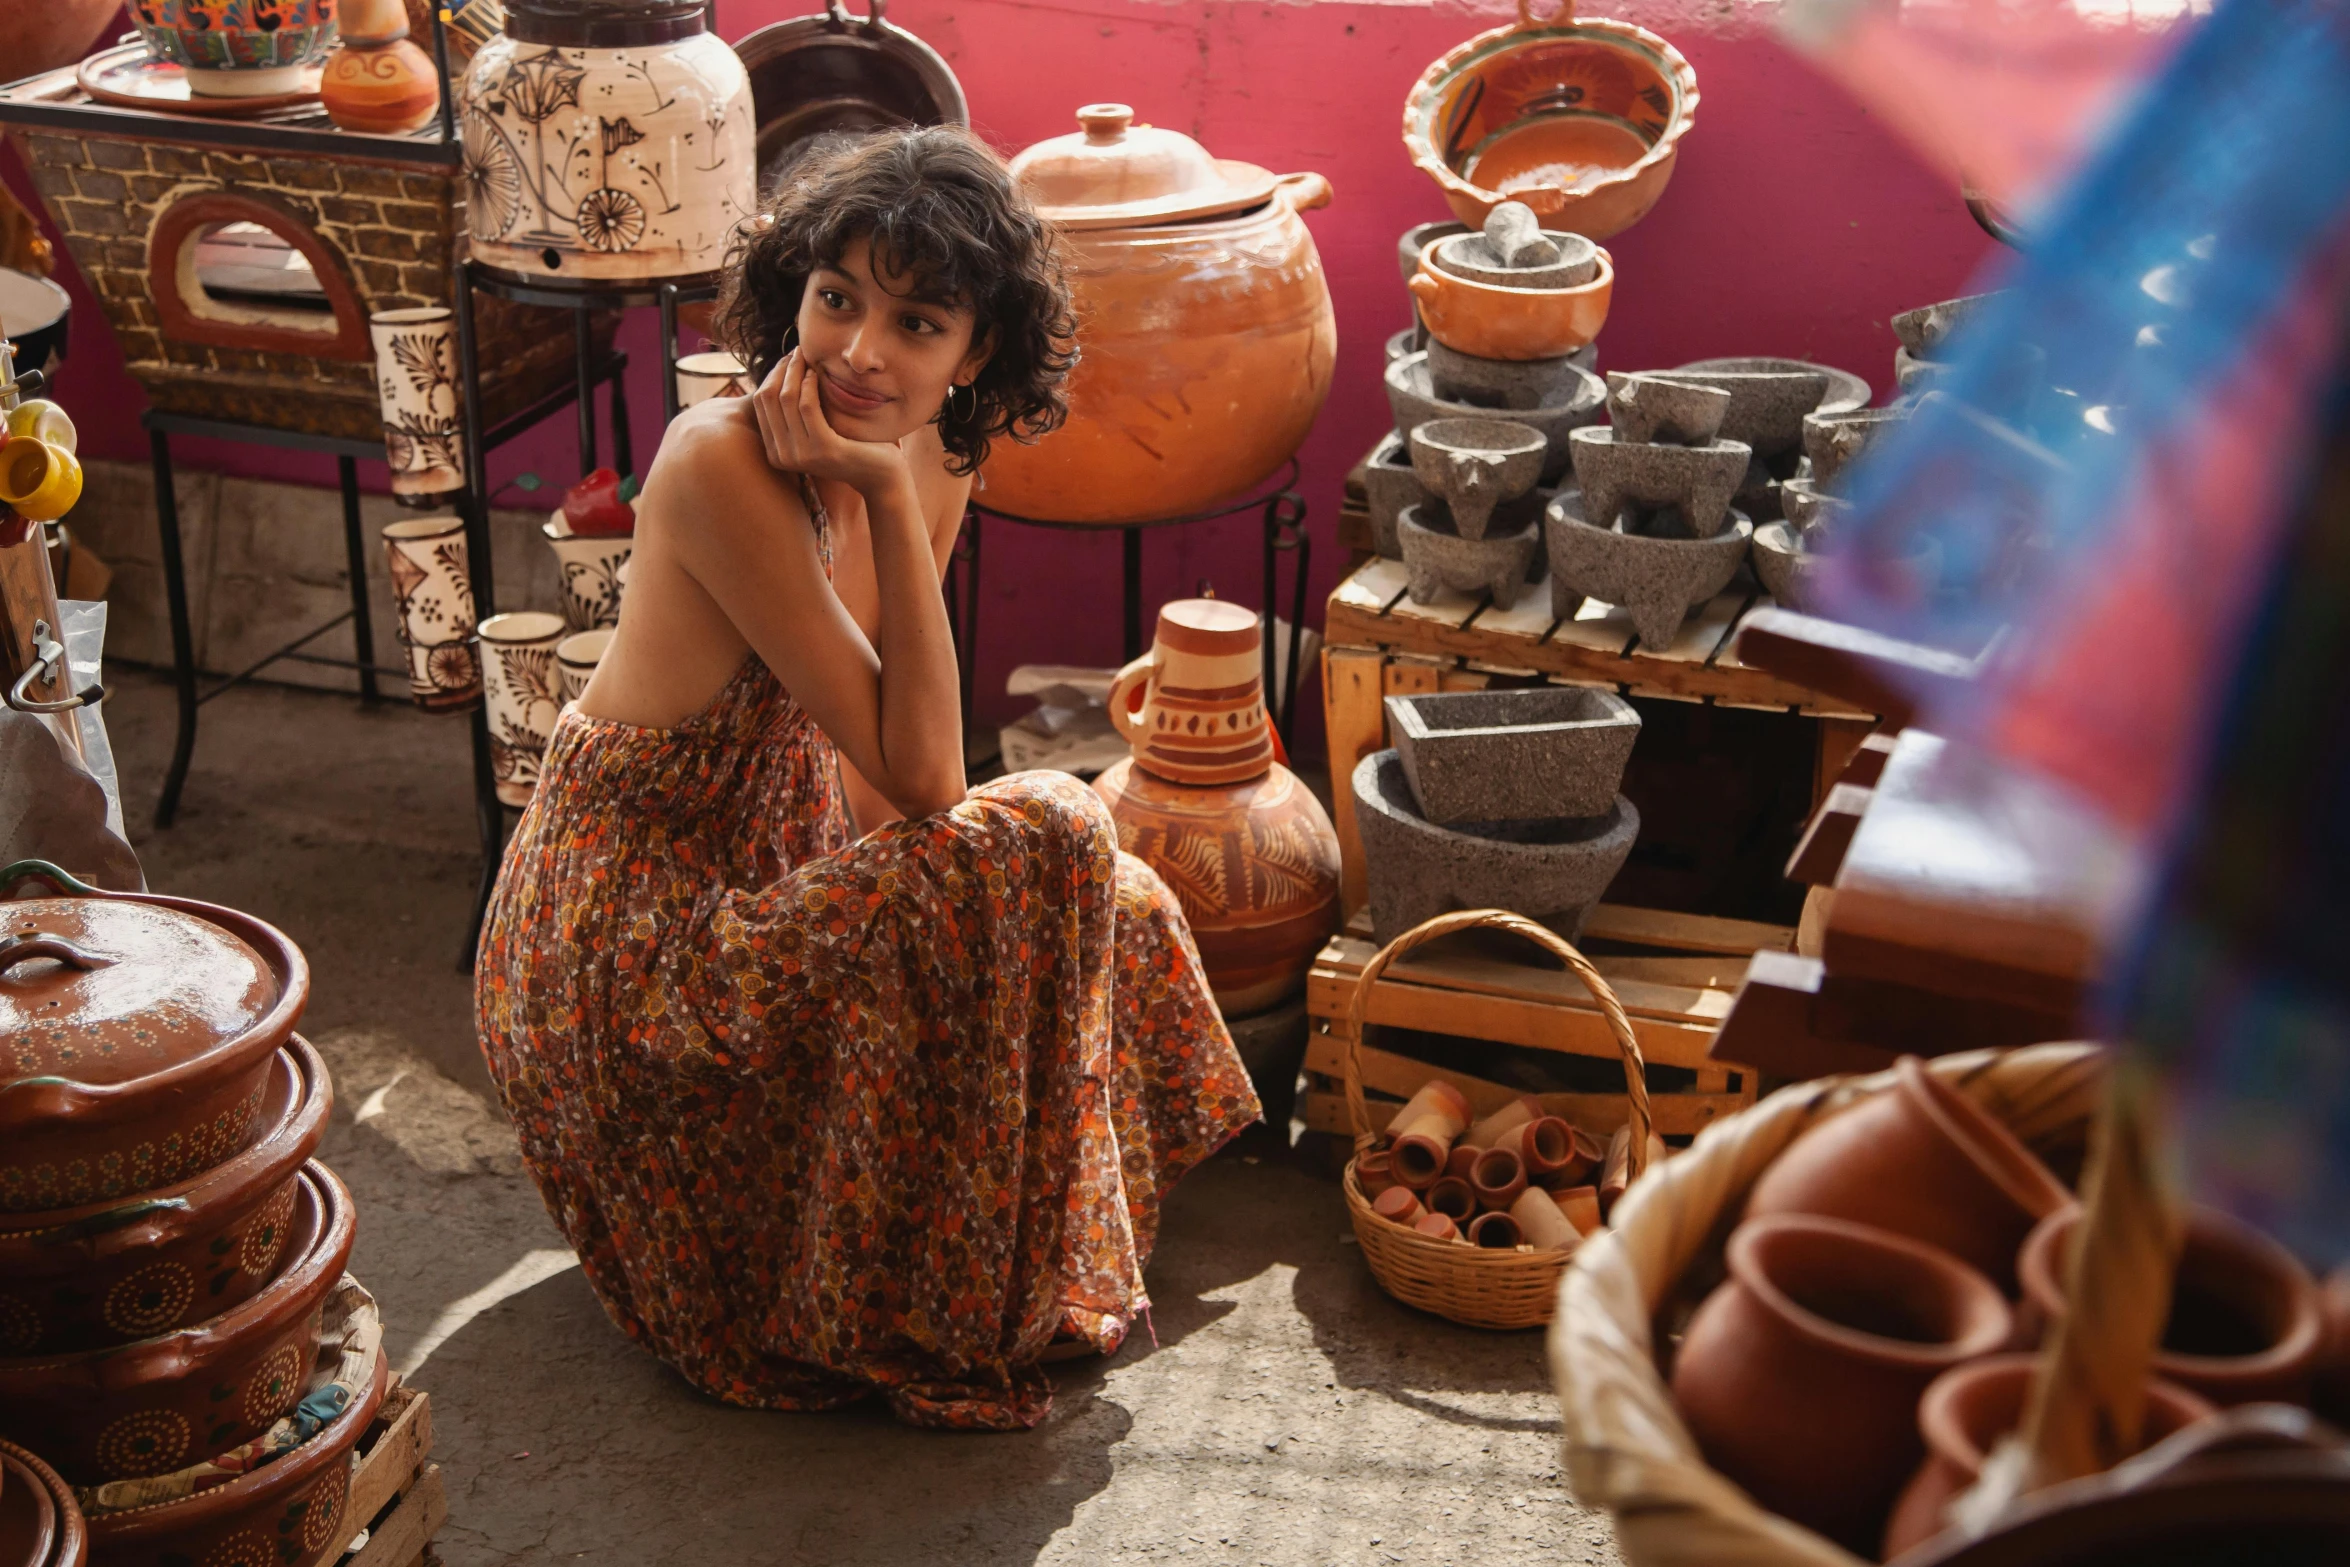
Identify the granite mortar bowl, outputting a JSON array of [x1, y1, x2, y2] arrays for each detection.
[[1892, 292, 2002, 359], [1545, 490, 1754, 650], [1569, 426, 1751, 540], [1362, 430, 1425, 559], [1427, 339, 1599, 411], [1387, 686, 1640, 825], [1409, 417, 1546, 541], [1387, 351, 1603, 484], [1750, 520, 1815, 611], [1605, 372, 1731, 446], [1398, 502, 1543, 611], [1352, 750, 1639, 947], [1802, 406, 1908, 488], [1669, 357, 1869, 459], [1431, 229, 1598, 291]]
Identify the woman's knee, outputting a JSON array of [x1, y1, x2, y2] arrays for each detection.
[[972, 769, 1118, 864]]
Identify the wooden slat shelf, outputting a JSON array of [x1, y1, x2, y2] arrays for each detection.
[[335, 1379, 446, 1567]]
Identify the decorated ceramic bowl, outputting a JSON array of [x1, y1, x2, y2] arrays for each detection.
[[0, 1040, 331, 1357], [0, 1438, 86, 1567], [0, 861, 308, 1215], [127, 0, 338, 97], [0, 1163, 354, 1485], [83, 1349, 384, 1567]]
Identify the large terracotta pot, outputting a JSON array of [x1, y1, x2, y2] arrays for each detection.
[[459, 0, 756, 285], [84, 1349, 386, 1567], [983, 105, 1335, 525], [0, 862, 309, 1215], [0, 1164, 354, 1486], [1744, 1054, 2073, 1291], [1668, 1213, 2011, 1555], [1881, 1353, 2215, 1560], [0, 1041, 330, 1358], [1402, 0, 1698, 240], [3, 0, 120, 82], [2018, 1203, 2324, 1409], [0, 1439, 85, 1567]]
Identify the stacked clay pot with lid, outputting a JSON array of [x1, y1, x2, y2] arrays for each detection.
[[982, 106, 1337, 525]]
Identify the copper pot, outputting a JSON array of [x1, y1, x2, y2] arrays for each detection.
[[0, 1163, 355, 1486], [0, 1439, 85, 1567], [0, 861, 308, 1214], [84, 1348, 386, 1567], [982, 105, 1336, 525], [0, 1040, 331, 1357]]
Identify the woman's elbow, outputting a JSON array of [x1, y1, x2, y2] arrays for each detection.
[[889, 772, 967, 820]]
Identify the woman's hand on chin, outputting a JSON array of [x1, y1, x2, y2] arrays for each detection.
[[750, 349, 917, 503]]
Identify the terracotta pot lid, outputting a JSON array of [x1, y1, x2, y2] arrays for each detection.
[[1011, 104, 1279, 230], [0, 896, 275, 1087]]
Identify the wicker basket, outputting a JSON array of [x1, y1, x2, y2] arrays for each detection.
[[1341, 908, 1655, 1332], [1547, 1042, 2109, 1566]]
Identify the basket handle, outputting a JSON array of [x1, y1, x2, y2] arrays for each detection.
[[1341, 907, 1653, 1179]]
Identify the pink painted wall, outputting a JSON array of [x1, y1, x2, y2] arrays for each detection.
[[6, 0, 1995, 748]]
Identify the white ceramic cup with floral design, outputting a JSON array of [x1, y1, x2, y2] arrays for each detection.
[[541, 512, 630, 631], [556, 628, 614, 708], [370, 307, 466, 503], [478, 610, 567, 805], [675, 350, 752, 409], [382, 515, 480, 708]]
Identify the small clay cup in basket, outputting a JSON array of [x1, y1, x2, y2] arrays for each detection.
[[0, 1162, 355, 1485], [0, 861, 309, 1214], [0, 1039, 331, 1356], [1342, 908, 1654, 1331]]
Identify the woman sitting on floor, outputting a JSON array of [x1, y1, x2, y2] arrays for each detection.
[[474, 128, 1259, 1431]]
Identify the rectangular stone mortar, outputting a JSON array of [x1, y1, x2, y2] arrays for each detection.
[[1386, 686, 1640, 824]]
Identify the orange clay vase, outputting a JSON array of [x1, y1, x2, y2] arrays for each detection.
[[984, 105, 1335, 524], [1402, 0, 1698, 240], [320, 0, 440, 135], [1092, 600, 1340, 1017]]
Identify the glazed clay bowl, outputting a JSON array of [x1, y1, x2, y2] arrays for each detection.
[[0, 1039, 330, 1357], [0, 1163, 354, 1485], [1668, 1213, 2012, 1556], [86, 1348, 385, 1567], [128, 0, 338, 97], [1745, 1054, 2074, 1292], [1881, 1353, 2215, 1560], [0, 1439, 84, 1567], [1409, 243, 1614, 361], [0, 862, 310, 1214], [1402, 0, 1699, 240], [2018, 1203, 2324, 1408]]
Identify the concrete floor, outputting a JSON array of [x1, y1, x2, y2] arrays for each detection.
[[99, 669, 1621, 1567]]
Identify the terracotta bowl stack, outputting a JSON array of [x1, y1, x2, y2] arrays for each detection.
[[0, 862, 381, 1567], [1655, 1055, 2331, 1562]]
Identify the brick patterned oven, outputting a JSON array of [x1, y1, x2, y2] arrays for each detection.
[[3, 74, 609, 442]]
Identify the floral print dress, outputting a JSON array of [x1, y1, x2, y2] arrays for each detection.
[[475, 493, 1258, 1430]]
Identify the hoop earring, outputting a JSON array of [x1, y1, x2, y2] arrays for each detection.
[[945, 381, 976, 423], [779, 324, 800, 358]]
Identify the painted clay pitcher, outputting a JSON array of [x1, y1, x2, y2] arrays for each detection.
[[458, 0, 755, 284], [1107, 599, 1275, 787]]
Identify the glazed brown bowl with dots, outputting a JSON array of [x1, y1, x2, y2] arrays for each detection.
[[0, 861, 309, 1214], [0, 1162, 353, 1486], [0, 1039, 331, 1357]]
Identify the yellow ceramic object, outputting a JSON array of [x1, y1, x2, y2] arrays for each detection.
[[1407, 243, 1613, 360], [0, 437, 83, 522], [4, 399, 76, 455]]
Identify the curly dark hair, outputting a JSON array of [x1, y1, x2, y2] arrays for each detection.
[[712, 126, 1077, 476]]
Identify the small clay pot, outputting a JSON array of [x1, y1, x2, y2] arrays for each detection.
[[1465, 1096, 1538, 1150], [1355, 1148, 1398, 1198], [1509, 1186, 1581, 1252], [1426, 1177, 1477, 1223], [1881, 1353, 2216, 1560], [1468, 1211, 1524, 1250], [1371, 1185, 1425, 1226], [1497, 1116, 1580, 1181], [1744, 1055, 2073, 1291], [1445, 1144, 1481, 1182], [2017, 1204, 2324, 1408], [1470, 1146, 1528, 1212], [1550, 1184, 1602, 1235], [1669, 1214, 2013, 1554], [1409, 245, 1615, 362], [1412, 1211, 1461, 1243], [1387, 1080, 1470, 1189], [1599, 1126, 1664, 1217]]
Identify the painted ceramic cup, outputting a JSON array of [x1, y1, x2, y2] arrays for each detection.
[[369, 308, 465, 503], [556, 628, 612, 706], [1107, 598, 1275, 787], [477, 611, 565, 806], [129, 0, 340, 98], [382, 515, 480, 709], [540, 514, 630, 631], [0, 438, 82, 522], [675, 350, 752, 408]]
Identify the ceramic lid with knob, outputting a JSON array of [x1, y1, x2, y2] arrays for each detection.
[[1010, 104, 1281, 230], [1, 900, 275, 1085]]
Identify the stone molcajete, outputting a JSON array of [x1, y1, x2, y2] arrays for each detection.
[[1427, 203, 1598, 288], [1397, 503, 1543, 610], [1409, 207, 1615, 361], [1568, 426, 1749, 540], [1094, 599, 1340, 1015], [1386, 351, 1602, 484], [1408, 417, 1545, 541], [1351, 749, 1638, 945], [1893, 291, 2003, 361], [1544, 490, 1753, 651], [1603, 372, 1728, 447], [1749, 520, 1814, 610], [1425, 338, 1597, 410], [1669, 356, 1866, 520], [1801, 404, 1909, 487], [1386, 686, 1639, 825]]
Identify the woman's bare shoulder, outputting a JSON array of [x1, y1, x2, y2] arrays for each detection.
[[641, 399, 813, 536]]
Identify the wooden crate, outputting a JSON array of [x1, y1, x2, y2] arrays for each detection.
[[1322, 555, 1878, 917], [1299, 903, 1790, 1145], [335, 1379, 446, 1567]]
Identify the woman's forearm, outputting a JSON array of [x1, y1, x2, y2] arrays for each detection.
[[865, 475, 966, 815]]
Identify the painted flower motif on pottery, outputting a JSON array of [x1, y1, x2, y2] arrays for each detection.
[[103, 1260, 198, 1338], [562, 555, 624, 629], [243, 1341, 308, 1427], [297, 1461, 352, 1552], [1246, 813, 1335, 908], [200, 1529, 278, 1567], [0, 1293, 38, 1355], [458, 32, 755, 282], [373, 316, 465, 495], [95, 1407, 192, 1478], [241, 1181, 298, 1275]]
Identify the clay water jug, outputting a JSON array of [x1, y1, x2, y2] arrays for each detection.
[[1092, 599, 1340, 1017]]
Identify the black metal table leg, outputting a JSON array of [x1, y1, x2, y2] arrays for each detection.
[[573, 312, 597, 473], [453, 264, 508, 967], [464, 705, 503, 971], [148, 425, 199, 828], [1122, 526, 1144, 662], [336, 455, 380, 704], [1260, 489, 1309, 749]]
